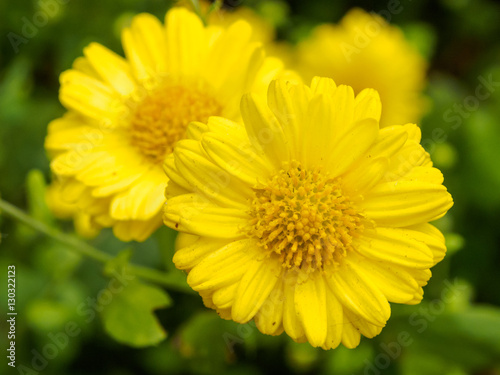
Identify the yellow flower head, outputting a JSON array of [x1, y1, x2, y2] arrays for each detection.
[[45, 7, 287, 241], [163, 77, 453, 349], [297, 8, 427, 127]]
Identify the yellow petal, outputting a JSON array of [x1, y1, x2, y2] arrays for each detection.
[[255, 278, 285, 336], [126, 13, 168, 78], [165, 7, 206, 76], [112, 214, 162, 242], [185, 121, 209, 142], [365, 125, 408, 160], [341, 314, 361, 349], [110, 167, 166, 221], [345, 252, 419, 303], [232, 257, 281, 323], [353, 88, 382, 123], [59, 70, 124, 122], [173, 237, 229, 271], [302, 93, 335, 167], [267, 80, 300, 159], [362, 181, 453, 227], [321, 286, 343, 350], [84, 42, 136, 96], [203, 20, 252, 89], [384, 141, 428, 181], [241, 92, 289, 167], [326, 118, 379, 177], [174, 140, 251, 208], [201, 132, 274, 186], [326, 261, 391, 326], [344, 309, 383, 339], [356, 227, 434, 269], [212, 283, 238, 309], [341, 156, 389, 197], [406, 223, 446, 263], [164, 194, 249, 238], [310, 76, 337, 95], [187, 238, 258, 291], [401, 166, 444, 185], [329, 85, 356, 137], [282, 278, 306, 341], [295, 276, 328, 347]]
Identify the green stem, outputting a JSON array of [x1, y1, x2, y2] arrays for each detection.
[[0, 199, 193, 294]]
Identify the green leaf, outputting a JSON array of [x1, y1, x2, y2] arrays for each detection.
[[101, 281, 171, 347], [394, 306, 500, 371], [103, 248, 133, 277]]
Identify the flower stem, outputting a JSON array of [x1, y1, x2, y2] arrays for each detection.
[[0, 199, 193, 294]]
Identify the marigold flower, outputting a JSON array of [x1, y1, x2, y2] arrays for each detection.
[[163, 77, 453, 349], [297, 8, 427, 127], [45, 7, 287, 241]]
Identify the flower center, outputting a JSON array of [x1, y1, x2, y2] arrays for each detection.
[[129, 84, 223, 163], [247, 160, 365, 273]]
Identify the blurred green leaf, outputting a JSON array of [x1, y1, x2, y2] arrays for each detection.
[[394, 306, 500, 372], [444, 232, 465, 255], [103, 248, 133, 276], [323, 342, 374, 375], [100, 281, 171, 347]]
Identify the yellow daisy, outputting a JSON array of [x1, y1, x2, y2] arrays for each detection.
[[297, 8, 427, 127], [163, 77, 453, 349], [45, 7, 287, 241], [45, 180, 100, 238]]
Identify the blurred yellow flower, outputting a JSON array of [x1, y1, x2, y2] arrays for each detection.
[[45, 180, 100, 238], [45, 7, 286, 241], [163, 77, 452, 349], [297, 8, 427, 126]]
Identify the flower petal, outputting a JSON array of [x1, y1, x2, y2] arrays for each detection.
[[362, 181, 453, 227], [355, 227, 435, 269], [406, 223, 447, 263], [164, 194, 249, 239], [187, 238, 258, 291], [201, 132, 273, 186], [295, 276, 328, 347], [232, 257, 281, 323], [321, 287, 343, 350], [326, 118, 379, 177], [84, 42, 136, 96], [255, 278, 285, 336], [241, 92, 289, 167], [173, 237, 229, 271], [341, 314, 361, 349], [326, 261, 391, 326], [174, 140, 252, 208], [282, 278, 306, 341], [353, 88, 382, 123], [345, 252, 419, 303]]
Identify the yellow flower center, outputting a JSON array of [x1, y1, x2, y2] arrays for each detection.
[[129, 84, 223, 163], [248, 161, 365, 273]]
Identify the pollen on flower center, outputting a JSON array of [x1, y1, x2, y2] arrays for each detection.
[[129, 84, 223, 163], [247, 160, 365, 273]]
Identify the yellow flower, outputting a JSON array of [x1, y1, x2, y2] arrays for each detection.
[[45, 7, 286, 241], [297, 8, 427, 127], [45, 180, 100, 238], [163, 77, 453, 349]]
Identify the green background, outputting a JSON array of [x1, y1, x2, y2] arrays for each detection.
[[1, 0, 500, 374]]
